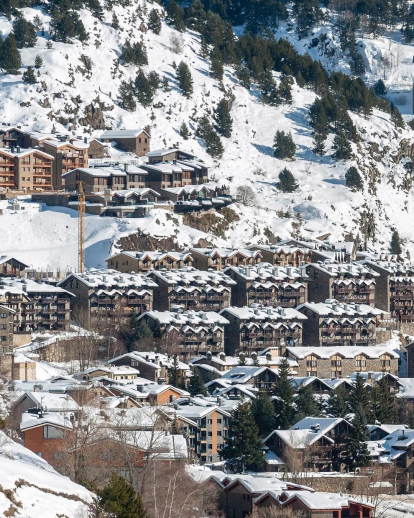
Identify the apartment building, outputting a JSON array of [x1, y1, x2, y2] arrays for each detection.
[[147, 268, 236, 312], [57, 270, 157, 329], [0, 278, 72, 342], [137, 310, 229, 359], [100, 129, 150, 156], [361, 259, 414, 322], [248, 244, 313, 266], [296, 300, 387, 347], [62, 164, 148, 193], [106, 251, 193, 273], [175, 401, 230, 463], [224, 263, 308, 308], [286, 346, 399, 378], [42, 139, 89, 189], [190, 248, 263, 272], [140, 162, 193, 191], [0, 305, 15, 353], [0, 148, 54, 190], [219, 305, 306, 356], [305, 262, 378, 307]]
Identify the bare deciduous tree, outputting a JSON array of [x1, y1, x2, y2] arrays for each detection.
[[236, 185, 257, 207]]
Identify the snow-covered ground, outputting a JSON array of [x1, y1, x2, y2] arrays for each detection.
[[0, 432, 93, 517], [0, 2, 413, 266]]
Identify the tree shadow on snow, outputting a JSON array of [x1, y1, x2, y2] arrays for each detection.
[[251, 143, 274, 157], [323, 178, 345, 185]]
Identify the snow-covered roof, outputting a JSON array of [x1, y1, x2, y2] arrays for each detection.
[[149, 267, 236, 286], [43, 139, 89, 149], [395, 378, 414, 398], [175, 404, 230, 420], [0, 255, 29, 267], [361, 259, 414, 276], [161, 184, 211, 194], [146, 147, 193, 158], [0, 147, 54, 159], [17, 392, 79, 412], [58, 269, 158, 289], [0, 277, 73, 296], [219, 305, 306, 322], [20, 411, 74, 431], [108, 350, 190, 370], [139, 309, 229, 326], [220, 365, 282, 383], [296, 300, 386, 317], [101, 129, 148, 139], [286, 346, 399, 359], [191, 247, 262, 259], [224, 262, 307, 282], [108, 250, 192, 263], [112, 188, 160, 198], [307, 262, 378, 278]]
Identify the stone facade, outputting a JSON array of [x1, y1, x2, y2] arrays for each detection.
[[106, 251, 193, 274], [42, 139, 89, 189], [100, 130, 150, 156], [249, 245, 313, 266], [191, 248, 263, 272]]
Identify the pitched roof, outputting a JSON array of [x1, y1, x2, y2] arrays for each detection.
[[101, 129, 148, 139]]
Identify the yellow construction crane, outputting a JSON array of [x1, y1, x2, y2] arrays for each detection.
[[78, 181, 85, 273]]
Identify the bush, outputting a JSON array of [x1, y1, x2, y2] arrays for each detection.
[[236, 185, 257, 206], [278, 167, 298, 192]]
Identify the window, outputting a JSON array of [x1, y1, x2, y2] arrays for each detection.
[[0, 336, 6, 342], [306, 355, 317, 368], [217, 431, 222, 436], [207, 419, 213, 425], [0, 324, 6, 329], [0, 313, 7, 318], [43, 426, 66, 439], [217, 418, 222, 424], [355, 354, 367, 370], [208, 431, 212, 437], [331, 355, 342, 367]]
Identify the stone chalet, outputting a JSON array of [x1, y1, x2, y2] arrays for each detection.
[[280, 238, 358, 263], [219, 305, 306, 356], [286, 346, 399, 378], [108, 351, 190, 383], [305, 262, 378, 307], [62, 165, 149, 193], [0, 147, 54, 191], [0, 278, 73, 343], [219, 365, 286, 390], [160, 184, 233, 212], [106, 250, 193, 274], [224, 262, 308, 308], [296, 300, 387, 348], [264, 417, 354, 472], [146, 148, 196, 163], [190, 248, 263, 272], [248, 244, 313, 266], [140, 162, 194, 191], [0, 255, 29, 277], [361, 259, 414, 322], [57, 270, 157, 329], [147, 267, 236, 312], [100, 129, 150, 156], [87, 138, 110, 159], [42, 138, 89, 189], [137, 310, 229, 359]]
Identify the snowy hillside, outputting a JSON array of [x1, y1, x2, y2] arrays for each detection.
[[0, 432, 93, 517], [0, 1, 414, 267]]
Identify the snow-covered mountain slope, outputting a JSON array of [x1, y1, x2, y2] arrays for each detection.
[[0, 2, 414, 267], [0, 432, 93, 517]]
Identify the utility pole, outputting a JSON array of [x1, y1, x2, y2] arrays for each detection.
[[78, 181, 85, 273]]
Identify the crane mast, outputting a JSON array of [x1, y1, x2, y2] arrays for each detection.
[[78, 181, 85, 273]]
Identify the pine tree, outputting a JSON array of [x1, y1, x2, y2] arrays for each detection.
[[34, 55, 43, 69], [0, 34, 21, 74], [12, 18, 37, 48], [278, 167, 298, 193], [210, 57, 224, 81], [345, 166, 363, 190], [176, 61, 193, 97], [98, 472, 148, 518], [236, 66, 251, 89], [88, 0, 104, 20], [22, 66, 36, 84], [273, 357, 295, 429], [196, 115, 224, 158], [295, 384, 319, 421], [349, 373, 370, 420], [328, 384, 351, 418], [371, 375, 396, 424], [168, 355, 181, 387], [373, 79, 387, 96], [348, 410, 371, 469], [332, 128, 352, 160], [120, 41, 148, 67], [111, 13, 120, 30], [148, 9, 162, 35], [117, 80, 136, 112], [220, 402, 265, 472], [188, 370, 206, 396], [313, 132, 326, 155], [391, 103, 405, 129], [214, 98, 233, 138], [390, 230, 402, 255], [273, 130, 296, 160], [166, 0, 185, 32], [50, 12, 88, 43], [251, 390, 276, 436], [200, 36, 209, 59], [134, 71, 154, 107], [162, 77, 170, 92], [278, 77, 293, 104], [179, 122, 190, 139]]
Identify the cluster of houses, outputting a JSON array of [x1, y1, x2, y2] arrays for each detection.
[[0, 126, 234, 216]]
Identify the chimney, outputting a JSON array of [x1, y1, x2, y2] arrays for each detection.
[[124, 164, 129, 173], [84, 137, 87, 144]]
